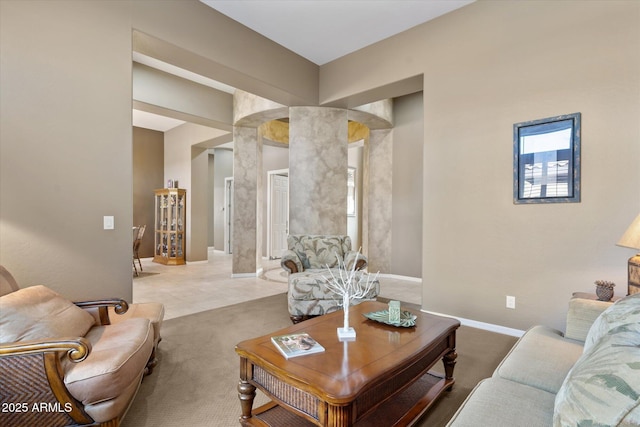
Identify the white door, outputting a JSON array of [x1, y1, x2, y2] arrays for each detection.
[[270, 173, 288, 258], [224, 178, 233, 254]]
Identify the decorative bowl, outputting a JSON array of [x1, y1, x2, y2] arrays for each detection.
[[363, 309, 417, 327]]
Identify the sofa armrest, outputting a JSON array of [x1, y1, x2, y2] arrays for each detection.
[[564, 295, 614, 342], [0, 337, 94, 425], [281, 250, 303, 274], [74, 298, 129, 325], [344, 251, 367, 271]]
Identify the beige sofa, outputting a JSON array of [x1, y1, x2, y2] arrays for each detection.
[[0, 266, 164, 427], [446, 293, 640, 426]]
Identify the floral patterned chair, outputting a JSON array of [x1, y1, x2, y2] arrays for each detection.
[[281, 235, 379, 323]]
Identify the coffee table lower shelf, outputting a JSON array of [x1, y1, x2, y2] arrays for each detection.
[[241, 371, 453, 427]]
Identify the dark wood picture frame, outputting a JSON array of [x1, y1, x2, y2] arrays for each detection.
[[513, 112, 581, 204]]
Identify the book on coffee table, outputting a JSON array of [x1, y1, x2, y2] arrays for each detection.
[[271, 333, 325, 359]]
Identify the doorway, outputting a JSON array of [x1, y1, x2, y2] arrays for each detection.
[[224, 177, 233, 254], [268, 169, 288, 259]]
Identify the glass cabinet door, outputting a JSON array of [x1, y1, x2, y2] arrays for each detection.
[[153, 189, 186, 265]]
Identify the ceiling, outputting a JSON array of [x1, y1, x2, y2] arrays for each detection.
[[133, 0, 474, 132], [201, 0, 474, 65]]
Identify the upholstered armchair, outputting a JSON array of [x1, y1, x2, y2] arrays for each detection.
[[281, 234, 367, 274], [0, 265, 164, 427], [281, 235, 378, 323]]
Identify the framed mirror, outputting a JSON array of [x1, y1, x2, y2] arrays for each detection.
[[513, 112, 581, 204]]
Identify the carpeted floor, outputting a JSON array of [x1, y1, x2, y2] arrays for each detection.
[[122, 294, 517, 427]]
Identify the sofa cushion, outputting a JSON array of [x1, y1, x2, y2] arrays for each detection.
[[0, 285, 96, 344], [62, 317, 153, 406], [553, 316, 640, 427], [446, 377, 556, 427], [493, 325, 584, 394], [583, 293, 640, 352], [289, 269, 379, 301]]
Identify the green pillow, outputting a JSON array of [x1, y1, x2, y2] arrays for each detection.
[[584, 293, 640, 353]]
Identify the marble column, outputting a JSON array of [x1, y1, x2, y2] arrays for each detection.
[[367, 128, 393, 273], [232, 126, 262, 275], [289, 107, 348, 235]]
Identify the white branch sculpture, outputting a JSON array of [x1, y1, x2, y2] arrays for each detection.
[[324, 252, 379, 340]]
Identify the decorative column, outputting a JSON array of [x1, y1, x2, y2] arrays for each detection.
[[366, 128, 393, 272], [288, 107, 348, 235], [232, 126, 262, 276]]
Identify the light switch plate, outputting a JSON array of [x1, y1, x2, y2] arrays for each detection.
[[103, 216, 114, 230]]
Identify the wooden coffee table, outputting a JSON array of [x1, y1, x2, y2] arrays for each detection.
[[235, 301, 460, 426]]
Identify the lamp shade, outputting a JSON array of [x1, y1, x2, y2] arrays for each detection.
[[618, 214, 640, 250]]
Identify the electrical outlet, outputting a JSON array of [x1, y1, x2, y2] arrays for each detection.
[[506, 295, 516, 309]]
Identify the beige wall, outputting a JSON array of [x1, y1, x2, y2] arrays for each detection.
[[133, 127, 164, 258], [321, 0, 640, 331], [0, 0, 134, 300], [391, 92, 423, 278], [130, 0, 318, 107]]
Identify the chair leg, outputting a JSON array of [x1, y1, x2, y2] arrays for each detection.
[[133, 259, 138, 276], [135, 251, 143, 272], [290, 314, 316, 324]]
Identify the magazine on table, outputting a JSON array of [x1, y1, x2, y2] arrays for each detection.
[[271, 333, 325, 359]]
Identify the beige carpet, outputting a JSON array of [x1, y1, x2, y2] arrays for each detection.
[[122, 294, 516, 427]]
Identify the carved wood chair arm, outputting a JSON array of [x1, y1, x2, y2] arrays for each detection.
[[74, 298, 129, 325], [0, 338, 95, 425], [0, 336, 92, 362]]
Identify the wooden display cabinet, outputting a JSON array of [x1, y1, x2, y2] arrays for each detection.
[[153, 188, 186, 265]]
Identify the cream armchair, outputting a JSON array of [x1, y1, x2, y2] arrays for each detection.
[[281, 235, 378, 323], [0, 265, 164, 427]]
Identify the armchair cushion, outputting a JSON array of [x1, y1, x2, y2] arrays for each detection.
[[283, 235, 367, 273], [288, 235, 352, 269], [0, 285, 96, 344], [62, 317, 154, 407]]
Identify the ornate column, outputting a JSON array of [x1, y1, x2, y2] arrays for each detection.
[[232, 90, 286, 276], [232, 126, 262, 275], [288, 107, 348, 235], [367, 128, 393, 273]]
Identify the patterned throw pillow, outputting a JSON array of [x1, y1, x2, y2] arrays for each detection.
[[584, 293, 640, 352], [553, 294, 640, 426], [302, 236, 344, 269]]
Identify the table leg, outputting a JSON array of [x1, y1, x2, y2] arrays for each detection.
[[442, 349, 458, 380], [238, 380, 256, 420]]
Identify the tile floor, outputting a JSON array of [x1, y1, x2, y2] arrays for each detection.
[[133, 248, 422, 320]]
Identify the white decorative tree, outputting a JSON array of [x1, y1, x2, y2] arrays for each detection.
[[324, 253, 379, 340]]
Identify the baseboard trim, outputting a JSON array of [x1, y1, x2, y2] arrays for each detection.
[[420, 309, 525, 337], [231, 267, 264, 278], [376, 273, 421, 283]]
